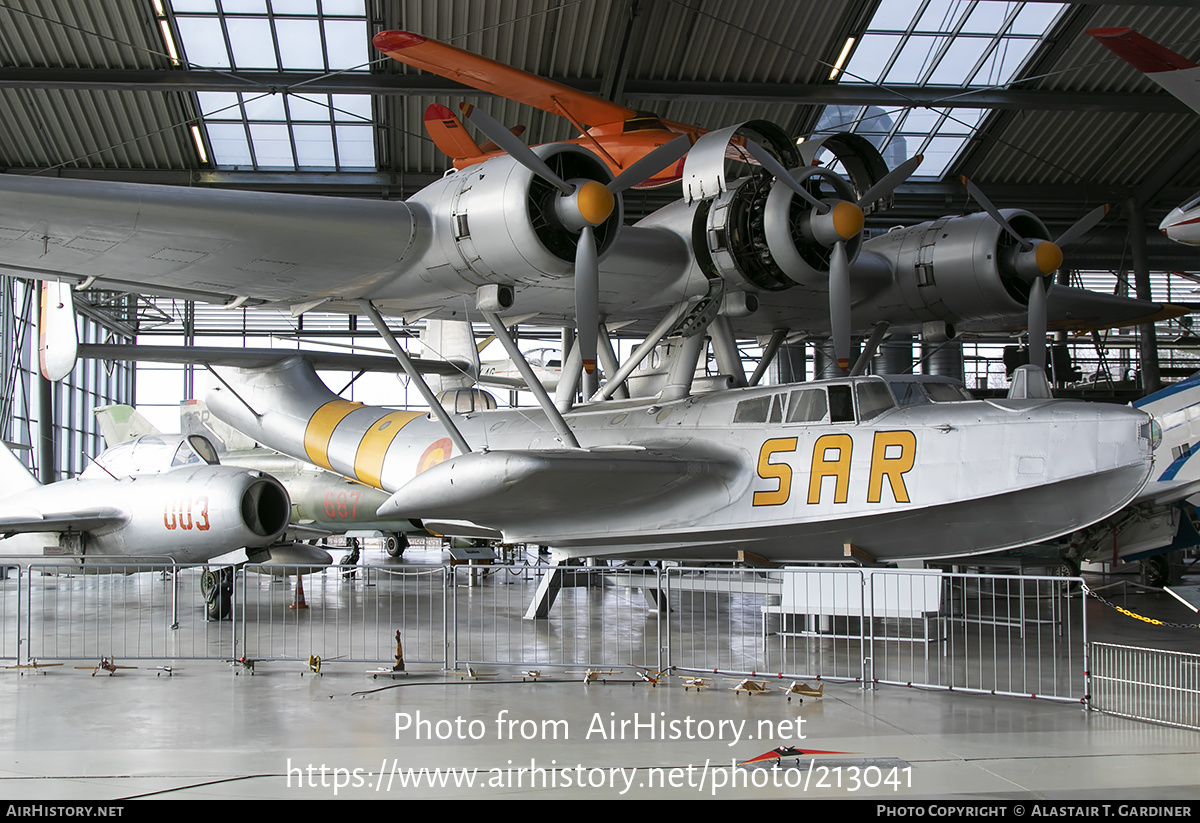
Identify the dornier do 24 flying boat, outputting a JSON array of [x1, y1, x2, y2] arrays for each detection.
[[0, 29, 1185, 394], [193, 353, 1159, 577]]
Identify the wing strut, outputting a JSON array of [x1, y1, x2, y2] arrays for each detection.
[[354, 300, 472, 456], [481, 311, 580, 449]]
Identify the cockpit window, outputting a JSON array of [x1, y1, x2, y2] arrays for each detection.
[[1182, 191, 1200, 212], [925, 382, 973, 402], [829, 385, 855, 423], [786, 388, 828, 423], [888, 381, 928, 407], [856, 381, 896, 421], [622, 115, 667, 133], [734, 395, 770, 423], [188, 435, 220, 465]]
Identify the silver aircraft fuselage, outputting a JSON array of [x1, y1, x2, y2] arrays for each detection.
[[207, 358, 1156, 563]]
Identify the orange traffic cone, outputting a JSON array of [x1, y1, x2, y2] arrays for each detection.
[[290, 573, 308, 610]]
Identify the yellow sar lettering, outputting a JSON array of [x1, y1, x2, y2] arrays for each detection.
[[752, 432, 917, 507]]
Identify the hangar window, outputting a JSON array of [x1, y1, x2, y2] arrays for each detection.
[[169, 1, 376, 171], [813, 0, 1065, 178]]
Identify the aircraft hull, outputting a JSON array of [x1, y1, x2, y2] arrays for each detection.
[[208, 357, 1155, 564]]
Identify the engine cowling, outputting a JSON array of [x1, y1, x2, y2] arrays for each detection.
[[859, 209, 1053, 326], [424, 144, 622, 287]]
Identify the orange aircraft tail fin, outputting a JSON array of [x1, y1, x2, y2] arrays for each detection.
[[424, 103, 483, 161]]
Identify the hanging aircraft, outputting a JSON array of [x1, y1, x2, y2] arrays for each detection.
[[0, 29, 1184, 399], [1088, 27, 1200, 246], [0, 430, 328, 567], [93, 402, 424, 557]]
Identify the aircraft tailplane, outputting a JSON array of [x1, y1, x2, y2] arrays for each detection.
[[94, 404, 162, 447]]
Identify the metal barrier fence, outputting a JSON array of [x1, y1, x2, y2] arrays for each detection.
[[0, 559, 1087, 705], [239, 563, 448, 665], [23, 562, 236, 662], [664, 566, 1086, 702], [0, 565, 19, 662], [1090, 642, 1200, 730], [452, 563, 663, 671]]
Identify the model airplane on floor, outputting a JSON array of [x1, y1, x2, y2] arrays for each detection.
[[0, 428, 327, 568], [1088, 27, 1200, 246]]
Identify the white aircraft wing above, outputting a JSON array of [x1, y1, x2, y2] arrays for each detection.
[[0, 174, 419, 310]]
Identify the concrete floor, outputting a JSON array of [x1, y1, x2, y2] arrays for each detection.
[[1, 546, 1198, 801]]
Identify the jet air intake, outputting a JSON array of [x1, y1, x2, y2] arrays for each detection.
[[241, 476, 290, 538]]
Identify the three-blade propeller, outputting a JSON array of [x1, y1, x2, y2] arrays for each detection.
[[748, 145, 922, 371], [460, 102, 691, 375], [961, 176, 1108, 369]]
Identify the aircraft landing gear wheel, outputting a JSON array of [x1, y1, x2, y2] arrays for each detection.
[[1052, 557, 1080, 592], [1141, 555, 1171, 589], [385, 533, 407, 557], [201, 567, 234, 621]]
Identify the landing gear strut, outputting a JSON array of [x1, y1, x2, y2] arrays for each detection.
[[201, 566, 234, 621]]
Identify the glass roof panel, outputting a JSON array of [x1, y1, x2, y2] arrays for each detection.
[[841, 34, 902, 85], [915, 0, 969, 33], [884, 35, 947, 84], [926, 37, 990, 85], [226, 17, 277, 70], [820, 1, 1064, 179], [174, 17, 230, 68], [276, 18, 325, 70], [293, 124, 336, 167], [169, 1, 375, 171], [205, 123, 253, 165]]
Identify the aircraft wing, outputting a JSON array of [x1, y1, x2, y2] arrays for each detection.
[[77, 344, 472, 377], [0, 173, 417, 310], [0, 507, 127, 534], [376, 447, 744, 524], [373, 31, 637, 129], [1089, 27, 1200, 115], [957, 285, 1188, 334]]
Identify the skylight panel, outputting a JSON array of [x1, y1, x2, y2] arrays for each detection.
[[819, 1, 1065, 179], [276, 18, 325, 70], [173, 17, 230, 67], [842, 34, 902, 85], [226, 17, 277, 69], [885, 35, 947, 84], [169, 0, 376, 171]]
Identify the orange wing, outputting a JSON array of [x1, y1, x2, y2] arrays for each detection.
[[374, 30, 638, 129]]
